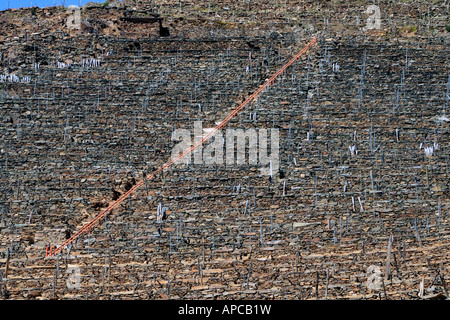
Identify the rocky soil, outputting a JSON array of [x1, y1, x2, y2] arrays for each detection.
[[0, 0, 448, 300]]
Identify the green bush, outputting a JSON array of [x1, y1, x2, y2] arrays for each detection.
[[445, 25, 450, 32]]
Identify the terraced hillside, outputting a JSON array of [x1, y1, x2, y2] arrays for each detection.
[[0, 1, 448, 300]]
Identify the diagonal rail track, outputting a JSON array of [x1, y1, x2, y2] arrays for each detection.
[[46, 36, 317, 257]]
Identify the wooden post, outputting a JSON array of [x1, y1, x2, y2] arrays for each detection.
[[385, 234, 394, 280], [4, 249, 10, 279], [315, 271, 319, 299]]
